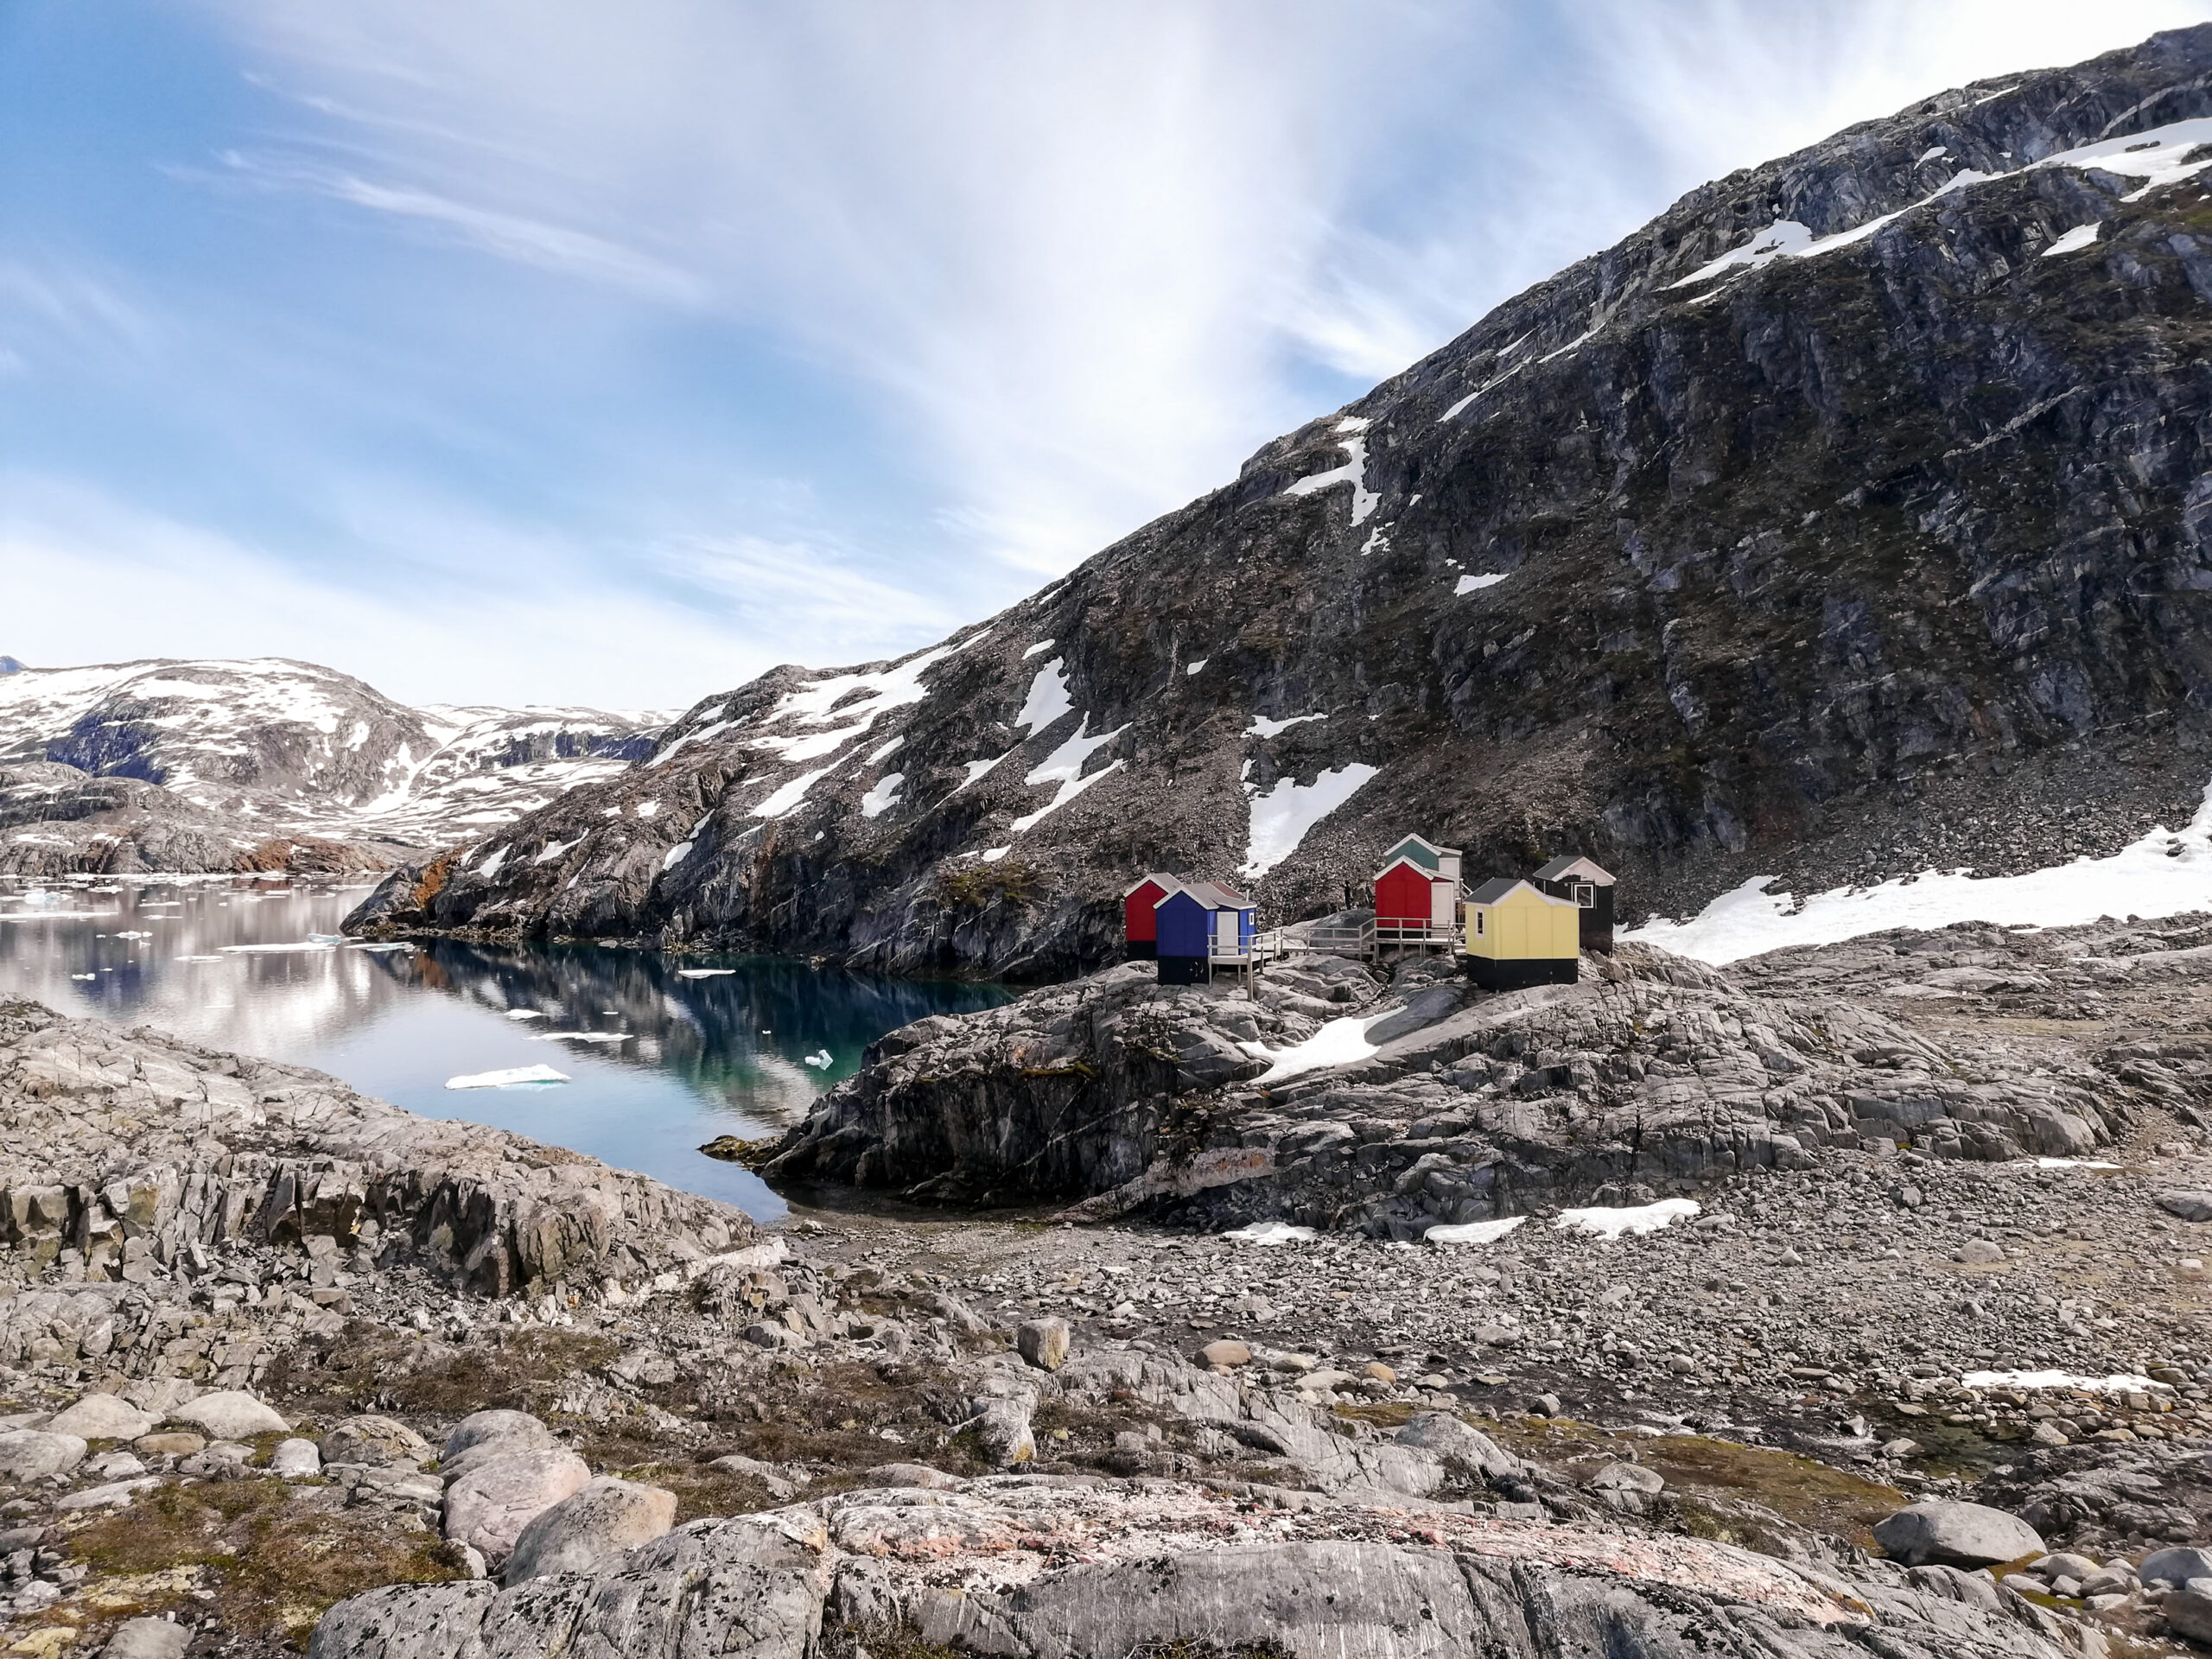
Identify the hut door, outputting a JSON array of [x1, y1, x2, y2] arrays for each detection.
[[1213, 912, 1238, 955]]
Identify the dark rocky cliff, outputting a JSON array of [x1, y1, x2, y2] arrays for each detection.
[[367, 27, 2212, 978]]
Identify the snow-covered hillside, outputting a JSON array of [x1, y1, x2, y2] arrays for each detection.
[[0, 657, 664, 873]]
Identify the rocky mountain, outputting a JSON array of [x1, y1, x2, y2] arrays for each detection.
[[0, 657, 664, 876], [363, 25, 2212, 979]]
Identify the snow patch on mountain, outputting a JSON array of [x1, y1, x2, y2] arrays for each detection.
[[1242, 763, 1379, 880]]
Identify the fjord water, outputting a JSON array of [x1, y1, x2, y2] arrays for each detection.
[[0, 876, 1011, 1218]]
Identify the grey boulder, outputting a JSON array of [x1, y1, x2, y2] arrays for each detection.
[[440, 1409, 559, 1484], [1017, 1317, 1071, 1372], [1392, 1412, 1519, 1479], [2158, 1191, 2212, 1223], [1872, 1500, 2044, 1568], [102, 1618, 189, 1659], [2140, 1545, 2212, 1586], [46, 1393, 160, 1441], [319, 1415, 431, 1468], [271, 1438, 323, 1479], [0, 1429, 87, 1482], [501, 1477, 677, 1585], [442, 1446, 592, 1567], [170, 1390, 288, 1440]]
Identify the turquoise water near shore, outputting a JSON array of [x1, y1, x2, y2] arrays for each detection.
[[0, 874, 1011, 1219]]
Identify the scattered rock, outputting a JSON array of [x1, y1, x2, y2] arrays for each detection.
[[170, 1390, 288, 1440], [1016, 1317, 1071, 1372], [1872, 1500, 2045, 1568], [0, 1430, 87, 1482], [501, 1477, 677, 1585], [442, 1447, 593, 1567], [271, 1438, 323, 1479], [100, 1618, 189, 1659], [45, 1393, 159, 1441], [318, 1415, 431, 1468]]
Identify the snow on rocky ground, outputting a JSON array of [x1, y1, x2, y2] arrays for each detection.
[[1625, 780, 2212, 964]]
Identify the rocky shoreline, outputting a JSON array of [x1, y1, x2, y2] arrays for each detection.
[[0, 909, 2208, 1655]]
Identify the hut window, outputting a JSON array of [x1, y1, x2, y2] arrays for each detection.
[[1475, 912, 1485, 937], [1574, 883, 1594, 908]]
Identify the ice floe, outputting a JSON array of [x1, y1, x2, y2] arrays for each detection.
[[804, 1049, 833, 1069], [1555, 1198, 1701, 1239], [218, 941, 336, 955], [677, 968, 734, 978], [530, 1031, 628, 1044], [505, 1008, 550, 1019], [1241, 763, 1379, 880], [445, 1065, 570, 1090]]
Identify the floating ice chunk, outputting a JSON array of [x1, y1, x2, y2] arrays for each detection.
[[218, 941, 337, 954], [1424, 1217, 1528, 1245], [70, 972, 94, 981], [446, 1065, 570, 1090], [1242, 764, 1379, 880], [505, 1009, 549, 1019], [861, 772, 904, 819], [804, 1049, 833, 1069], [1, 911, 112, 922], [1222, 1221, 1317, 1245], [2042, 222, 2100, 257], [1455, 574, 1508, 594], [1962, 1370, 2171, 1394], [1240, 1014, 1382, 1084], [1554, 1198, 1701, 1239], [531, 1031, 628, 1044], [677, 968, 735, 979], [173, 955, 223, 963]]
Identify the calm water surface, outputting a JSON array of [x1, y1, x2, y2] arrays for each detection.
[[0, 875, 1012, 1219]]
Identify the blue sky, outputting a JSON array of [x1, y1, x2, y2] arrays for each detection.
[[4, 1, 2206, 709]]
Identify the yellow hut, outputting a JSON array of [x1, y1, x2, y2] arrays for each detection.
[[1463, 877, 1581, 990]]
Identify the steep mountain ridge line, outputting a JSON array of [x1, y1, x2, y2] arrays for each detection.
[[358, 24, 2212, 979]]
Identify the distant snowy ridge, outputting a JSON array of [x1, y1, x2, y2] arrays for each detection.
[[0, 656, 664, 854]]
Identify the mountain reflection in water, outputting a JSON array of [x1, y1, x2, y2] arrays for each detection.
[[0, 876, 1013, 1218]]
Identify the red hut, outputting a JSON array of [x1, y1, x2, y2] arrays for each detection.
[[1372, 836, 1459, 953], [1122, 873, 1183, 960]]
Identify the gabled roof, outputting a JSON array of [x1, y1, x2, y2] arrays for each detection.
[[1381, 833, 1460, 871], [1467, 876, 1575, 906], [1374, 853, 1453, 883], [1160, 880, 1253, 912], [1532, 855, 1615, 885], [1123, 872, 1183, 899]]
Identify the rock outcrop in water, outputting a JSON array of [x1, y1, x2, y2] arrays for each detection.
[[371, 25, 2212, 979], [760, 924, 2184, 1231], [0, 658, 662, 876]]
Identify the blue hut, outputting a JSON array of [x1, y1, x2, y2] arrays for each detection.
[[1154, 880, 1256, 985]]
